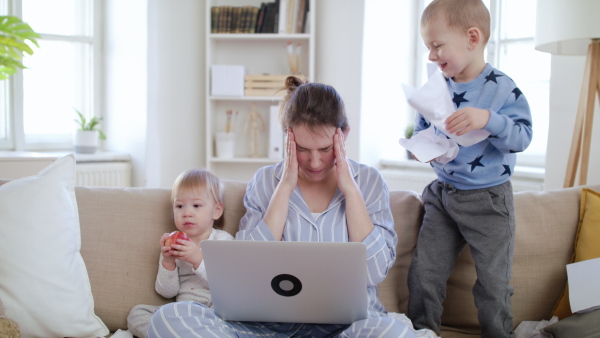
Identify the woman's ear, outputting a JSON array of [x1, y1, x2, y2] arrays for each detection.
[[467, 27, 481, 50]]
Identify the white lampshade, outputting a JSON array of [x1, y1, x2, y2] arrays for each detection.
[[535, 0, 600, 55]]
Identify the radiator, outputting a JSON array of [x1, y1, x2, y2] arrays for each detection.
[[75, 162, 131, 187], [381, 166, 544, 193]]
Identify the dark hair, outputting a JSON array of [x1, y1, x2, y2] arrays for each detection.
[[172, 168, 224, 229], [279, 76, 348, 134]]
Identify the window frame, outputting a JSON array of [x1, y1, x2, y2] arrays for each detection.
[[1, 0, 103, 151]]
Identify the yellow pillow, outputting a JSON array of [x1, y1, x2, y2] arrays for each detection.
[[551, 188, 600, 319]]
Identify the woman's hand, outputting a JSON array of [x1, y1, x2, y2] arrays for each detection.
[[334, 128, 356, 195], [280, 127, 299, 190], [263, 127, 297, 241], [333, 128, 373, 242]]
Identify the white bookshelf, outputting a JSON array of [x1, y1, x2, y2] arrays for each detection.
[[205, 0, 315, 182]]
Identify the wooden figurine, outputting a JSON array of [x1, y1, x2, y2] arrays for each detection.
[[243, 103, 266, 157]]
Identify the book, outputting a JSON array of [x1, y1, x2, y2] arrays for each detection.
[[248, 7, 259, 33], [211, 7, 220, 33], [296, 0, 306, 34], [278, 0, 288, 33], [255, 3, 266, 33], [567, 257, 600, 313], [286, 0, 295, 34], [301, 0, 309, 33]]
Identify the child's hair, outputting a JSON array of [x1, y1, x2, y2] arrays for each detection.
[[421, 0, 490, 44], [280, 76, 348, 135], [171, 168, 224, 228]]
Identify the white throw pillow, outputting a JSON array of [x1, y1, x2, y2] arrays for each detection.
[[0, 155, 108, 337]]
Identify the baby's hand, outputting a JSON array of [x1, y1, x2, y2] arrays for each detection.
[[170, 240, 203, 270], [160, 233, 177, 270], [445, 107, 490, 136]]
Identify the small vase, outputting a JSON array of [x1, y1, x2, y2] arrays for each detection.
[[74, 130, 99, 154]]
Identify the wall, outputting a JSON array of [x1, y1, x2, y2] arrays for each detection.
[[144, 0, 205, 188], [104, 0, 149, 187]]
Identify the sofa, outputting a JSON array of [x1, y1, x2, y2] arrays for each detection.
[[0, 156, 597, 337]]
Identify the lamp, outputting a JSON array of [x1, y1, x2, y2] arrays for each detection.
[[535, 0, 600, 188]]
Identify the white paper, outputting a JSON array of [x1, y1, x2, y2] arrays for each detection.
[[567, 257, 600, 313], [403, 68, 490, 147], [399, 126, 459, 164]]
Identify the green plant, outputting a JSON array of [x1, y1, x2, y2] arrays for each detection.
[[74, 108, 106, 140], [0, 16, 40, 80], [404, 123, 415, 139]]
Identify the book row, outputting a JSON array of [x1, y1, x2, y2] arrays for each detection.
[[211, 0, 310, 34]]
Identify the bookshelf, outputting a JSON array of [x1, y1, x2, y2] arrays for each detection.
[[205, 0, 315, 182]]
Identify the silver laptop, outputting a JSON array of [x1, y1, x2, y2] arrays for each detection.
[[201, 240, 368, 324]]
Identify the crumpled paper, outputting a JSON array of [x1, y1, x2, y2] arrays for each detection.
[[403, 67, 490, 147], [399, 126, 459, 164]]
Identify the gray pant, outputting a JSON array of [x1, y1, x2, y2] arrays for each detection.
[[407, 180, 516, 338]]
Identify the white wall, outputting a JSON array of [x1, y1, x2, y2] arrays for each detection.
[[144, 0, 205, 188], [104, 0, 148, 187]]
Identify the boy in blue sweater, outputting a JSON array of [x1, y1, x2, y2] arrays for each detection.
[[406, 0, 532, 337]]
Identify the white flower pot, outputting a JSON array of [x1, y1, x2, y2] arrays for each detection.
[[74, 130, 99, 154]]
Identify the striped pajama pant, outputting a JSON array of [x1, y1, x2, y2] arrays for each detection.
[[147, 301, 416, 338]]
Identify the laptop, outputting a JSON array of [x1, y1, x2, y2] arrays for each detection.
[[201, 240, 368, 324]]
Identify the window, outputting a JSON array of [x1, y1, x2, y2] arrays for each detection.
[[0, 0, 100, 151], [487, 0, 549, 166]]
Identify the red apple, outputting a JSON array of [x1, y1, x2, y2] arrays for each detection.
[[165, 231, 189, 249]]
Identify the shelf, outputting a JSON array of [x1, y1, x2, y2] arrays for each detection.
[[210, 96, 284, 102], [209, 157, 281, 164], [205, 0, 315, 181], [210, 33, 310, 40]]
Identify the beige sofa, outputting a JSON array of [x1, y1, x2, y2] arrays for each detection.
[[5, 177, 594, 336]]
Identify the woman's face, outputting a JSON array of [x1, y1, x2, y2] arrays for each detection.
[[292, 124, 338, 182]]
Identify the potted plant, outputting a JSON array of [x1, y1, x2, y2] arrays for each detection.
[[404, 123, 415, 159], [0, 16, 40, 80], [73, 108, 106, 154]]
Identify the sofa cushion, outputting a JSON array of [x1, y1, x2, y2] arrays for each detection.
[[542, 309, 600, 337], [440, 186, 588, 334], [551, 188, 600, 319], [0, 155, 108, 337], [75, 179, 247, 332], [378, 189, 423, 314]]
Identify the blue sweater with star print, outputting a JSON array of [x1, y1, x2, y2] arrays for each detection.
[[414, 63, 533, 190]]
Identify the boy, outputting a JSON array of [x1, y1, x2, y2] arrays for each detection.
[[407, 0, 532, 337]]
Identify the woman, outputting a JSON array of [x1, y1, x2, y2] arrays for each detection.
[[147, 76, 416, 338]]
